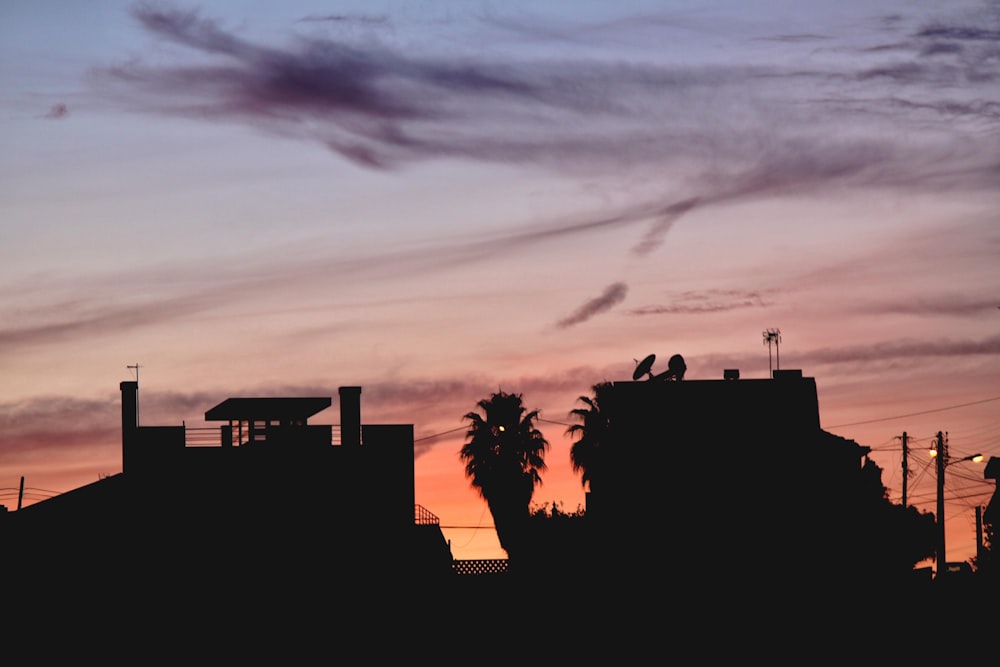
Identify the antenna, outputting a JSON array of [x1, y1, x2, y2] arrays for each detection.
[[762, 329, 781, 377], [632, 354, 656, 380], [127, 363, 141, 423]]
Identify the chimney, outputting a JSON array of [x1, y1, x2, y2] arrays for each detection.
[[121, 381, 139, 432], [121, 381, 139, 472], [339, 386, 362, 447]]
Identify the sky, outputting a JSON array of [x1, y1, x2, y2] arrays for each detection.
[[1, 0, 998, 570]]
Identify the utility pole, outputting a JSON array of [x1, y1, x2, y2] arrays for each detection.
[[901, 432, 909, 507], [17, 475, 24, 511], [929, 433, 984, 580], [934, 431, 947, 580]]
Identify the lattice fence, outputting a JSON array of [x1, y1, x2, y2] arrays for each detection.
[[452, 559, 509, 576]]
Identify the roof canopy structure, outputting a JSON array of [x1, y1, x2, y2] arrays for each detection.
[[205, 397, 332, 423]]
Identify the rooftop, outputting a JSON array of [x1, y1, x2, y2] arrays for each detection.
[[204, 397, 332, 423]]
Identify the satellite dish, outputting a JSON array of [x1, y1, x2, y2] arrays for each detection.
[[668, 353, 686, 380], [653, 353, 687, 381], [632, 354, 656, 381]]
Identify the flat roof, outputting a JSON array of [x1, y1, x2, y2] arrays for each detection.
[[205, 397, 332, 422]]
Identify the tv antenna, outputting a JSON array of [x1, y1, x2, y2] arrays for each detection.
[[127, 362, 141, 423], [762, 329, 781, 377]]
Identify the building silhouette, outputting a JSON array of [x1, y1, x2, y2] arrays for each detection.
[[3, 364, 988, 663], [3, 364, 962, 608], [581, 367, 880, 589], [2, 381, 454, 598]]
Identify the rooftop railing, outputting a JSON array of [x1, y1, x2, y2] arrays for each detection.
[[183, 425, 344, 447], [415, 504, 440, 525]]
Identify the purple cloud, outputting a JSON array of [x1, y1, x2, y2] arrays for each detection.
[[91, 3, 997, 190], [41, 103, 69, 119], [805, 333, 1000, 365], [556, 282, 628, 329], [856, 294, 1000, 318], [4, 323, 995, 476], [0, 361, 629, 468], [630, 289, 771, 316]]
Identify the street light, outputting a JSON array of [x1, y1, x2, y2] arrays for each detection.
[[931, 431, 984, 580]]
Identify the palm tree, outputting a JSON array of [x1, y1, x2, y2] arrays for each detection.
[[567, 382, 613, 494], [460, 390, 549, 559]]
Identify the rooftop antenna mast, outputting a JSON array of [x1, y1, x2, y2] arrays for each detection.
[[762, 329, 781, 377], [127, 362, 141, 422]]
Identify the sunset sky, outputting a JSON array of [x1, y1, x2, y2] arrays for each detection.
[[2, 0, 998, 569]]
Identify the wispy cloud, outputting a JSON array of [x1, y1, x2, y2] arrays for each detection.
[[40, 103, 69, 119], [82, 2, 1000, 314], [556, 282, 628, 329], [0, 294, 215, 349], [0, 364, 625, 465], [4, 2, 977, 361], [856, 294, 1000, 318], [915, 24, 1000, 43], [805, 333, 1000, 365], [630, 289, 770, 316], [0, 395, 121, 465], [93, 3, 998, 190], [298, 14, 389, 26], [666, 332, 1000, 381], [4, 325, 995, 471], [0, 196, 690, 352]]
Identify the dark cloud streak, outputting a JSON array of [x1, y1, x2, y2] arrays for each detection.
[[94, 3, 998, 186], [856, 295, 1000, 318], [0, 363, 627, 465], [630, 289, 770, 316], [41, 103, 69, 119], [298, 14, 389, 25], [805, 333, 1000, 365], [43, 2, 995, 340], [6, 328, 995, 469], [556, 282, 628, 329]]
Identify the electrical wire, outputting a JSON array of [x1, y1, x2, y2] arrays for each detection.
[[447, 503, 491, 550], [416, 417, 574, 443], [414, 424, 466, 442], [825, 395, 1000, 428]]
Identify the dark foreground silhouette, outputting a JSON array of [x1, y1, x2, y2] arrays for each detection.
[[3, 369, 996, 657]]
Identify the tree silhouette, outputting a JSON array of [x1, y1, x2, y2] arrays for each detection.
[[853, 456, 935, 569], [566, 381, 613, 494], [796, 441, 937, 586], [460, 390, 548, 561], [978, 518, 996, 585]]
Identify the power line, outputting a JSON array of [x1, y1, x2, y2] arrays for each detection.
[[428, 394, 1000, 441], [414, 425, 466, 442], [825, 395, 1000, 428], [447, 503, 491, 550], [415, 417, 574, 443]]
